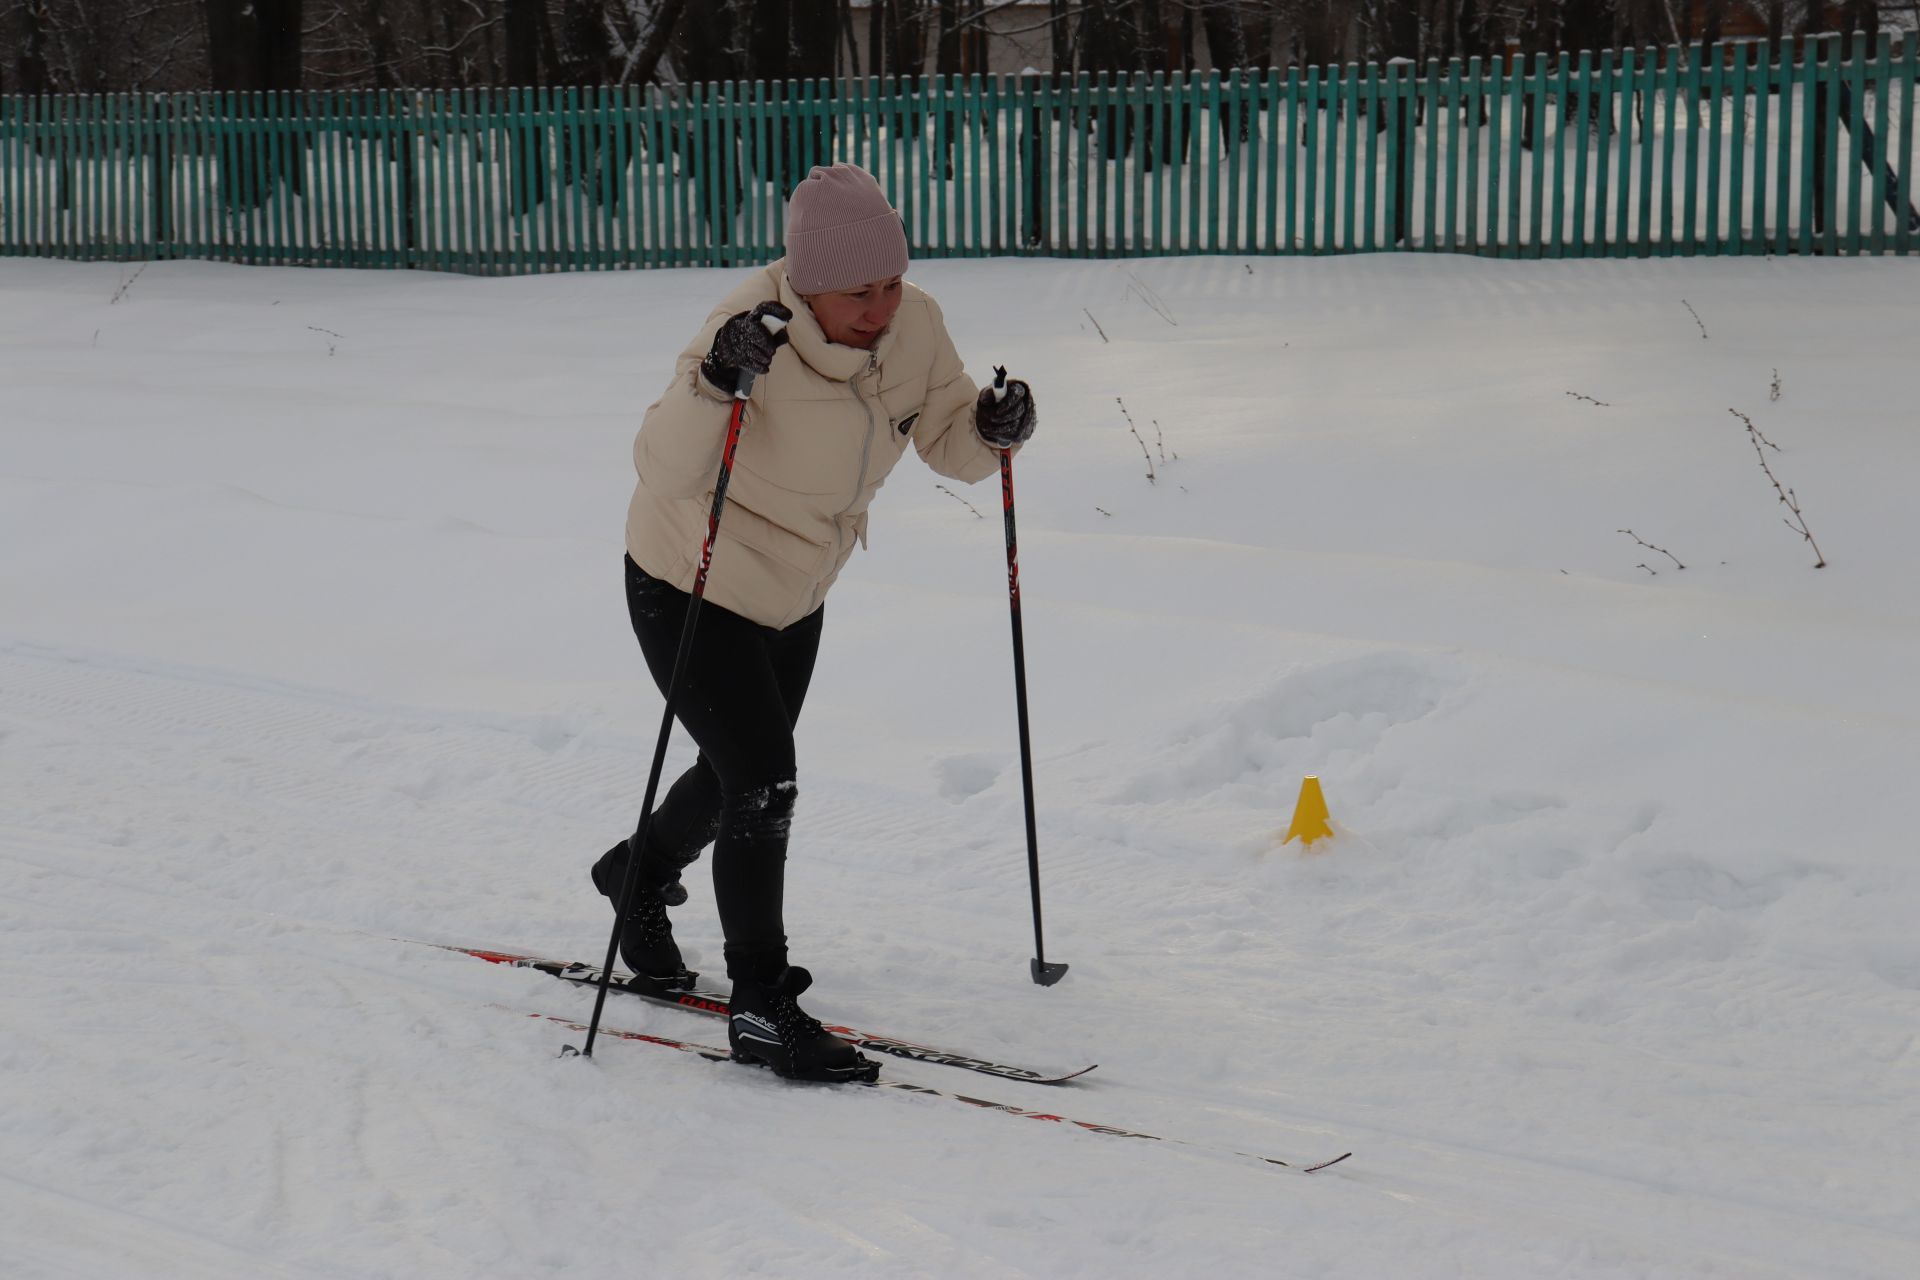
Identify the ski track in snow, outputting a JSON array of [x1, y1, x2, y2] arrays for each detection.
[[5, 254, 1920, 1278], [5, 637, 1916, 1278]]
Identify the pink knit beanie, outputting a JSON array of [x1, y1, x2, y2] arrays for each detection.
[[783, 164, 909, 295]]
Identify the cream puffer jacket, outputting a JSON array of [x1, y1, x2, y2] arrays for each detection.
[[626, 261, 1011, 630]]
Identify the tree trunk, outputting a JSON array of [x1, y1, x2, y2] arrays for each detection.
[[206, 1, 255, 92], [1371, 0, 1420, 135], [746, 0, 789, 80], [791, 0, 840, 79], [1251, 0, 1277, 72], [7, 0, 53, 96], [504, 0, 547, 213], [893, 0, 928, 80], [791, 0, 841, 176], [1131, 0, 1169, 74], [554, 1, 615, 87], [205, 1, 304, 212], [938, 0, 962, 76], [841, 0, 861, 77], [1296, 2, 1345, 69], [626, 0, 692, 87], [1701, 0, 1728, 49], [365, 0, 399, 91], [504, 0, 543, 85], [1201, 3, 1248, 73]]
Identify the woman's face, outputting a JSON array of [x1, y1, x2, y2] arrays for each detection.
[[804, 276, 904, 349]]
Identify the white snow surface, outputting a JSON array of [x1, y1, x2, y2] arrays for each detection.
[[3, 252, 1918, 1279]]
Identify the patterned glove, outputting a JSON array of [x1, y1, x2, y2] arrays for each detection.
[[975, 378, 1036, 448], [700, 301, 793, 394]]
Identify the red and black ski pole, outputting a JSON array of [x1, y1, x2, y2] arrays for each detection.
[[994, 366, 1067, 987], [570, 313, 788, 1059]]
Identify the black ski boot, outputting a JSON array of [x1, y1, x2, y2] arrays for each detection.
[[727, 966, 880, 1083], [590, 846, 696, 994]]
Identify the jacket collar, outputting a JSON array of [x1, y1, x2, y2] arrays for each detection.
[[776, 262, 897, 382]]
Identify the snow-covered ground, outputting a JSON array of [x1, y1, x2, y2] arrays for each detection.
[[3, 251, 1917, 1279]]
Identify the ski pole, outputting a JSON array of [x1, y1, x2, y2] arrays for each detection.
[[993, 366, 1067, 987], [571, 313, 788, 1059]]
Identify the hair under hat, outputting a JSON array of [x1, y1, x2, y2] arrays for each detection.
[[783, 164, 910, 295]]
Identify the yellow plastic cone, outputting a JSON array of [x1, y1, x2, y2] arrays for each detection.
[[1283, 776, 1333, 847]]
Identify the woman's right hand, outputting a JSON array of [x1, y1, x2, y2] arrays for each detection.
[[700, 301, 794, 393]]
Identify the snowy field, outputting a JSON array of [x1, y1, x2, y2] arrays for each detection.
[[3, 250, 1918, 1279]]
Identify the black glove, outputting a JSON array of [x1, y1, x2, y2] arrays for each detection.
[[975, 377, 1036, 448], [700, 301, 793, 394]]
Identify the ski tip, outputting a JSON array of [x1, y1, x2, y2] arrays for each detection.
[[1302, 1152, 1354, 1173], [412, 940, 529, 965]]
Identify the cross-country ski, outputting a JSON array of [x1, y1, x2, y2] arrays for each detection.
[[429, 941, 1098, 1084], [530, 1010, 1348, 1174]]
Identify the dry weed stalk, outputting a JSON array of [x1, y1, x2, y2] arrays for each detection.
[[1730, 409, 1825, 568], [1117, 396, 1156, 484], [1618, 529, 1685, 570], [109, 264, 149, 305], [935, 485, 984, 518]]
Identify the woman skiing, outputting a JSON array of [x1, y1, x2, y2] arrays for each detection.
[[591, 163, 1038, 1083]]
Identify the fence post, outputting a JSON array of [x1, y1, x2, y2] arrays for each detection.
[[400, 90, 418, 268], [1901, 32, 1920, 253], [1020, 73, 1046, 249], [0, 96, 12, 254], [149, 95, 172, 257], [1681, 41, 1703, 256], [1571, 49, 1594, 255], [1387, 58, 1413, 247], [1420, 57, 1436, 253], [1338, 64, 1357, 252], [1810, 36, 1831, 246], [1132, 71, 1150, 255], [1747, 41, 1771, 252]]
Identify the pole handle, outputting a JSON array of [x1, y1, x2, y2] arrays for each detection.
[[736, 313, 790, 401]]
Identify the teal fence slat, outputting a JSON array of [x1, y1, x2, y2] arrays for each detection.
[[1901, 33, 1919, 255], [1797, 42, 1818, 255], [1869, 34, 1890, 255]]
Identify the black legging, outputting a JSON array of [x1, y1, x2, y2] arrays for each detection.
[[607, 554, 823, 981]]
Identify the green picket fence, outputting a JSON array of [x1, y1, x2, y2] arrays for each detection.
[[2, 34, 1916, 272]]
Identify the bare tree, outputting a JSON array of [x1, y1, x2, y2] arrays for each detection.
[[615, 0, 690, 86], [202, 0, 305, 211], [1, 0, 201, 92], [1, 0, 54, 95], [856, 0, 930, 80], [5, 0, 1913, 96], [1201, 2, 1253, 69], [1290, 0, 1357, 67]]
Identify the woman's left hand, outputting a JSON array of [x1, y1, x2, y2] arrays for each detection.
[[975, 379, 1037, 448]]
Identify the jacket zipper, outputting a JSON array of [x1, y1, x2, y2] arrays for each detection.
[[809, 354, 881, 618]]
